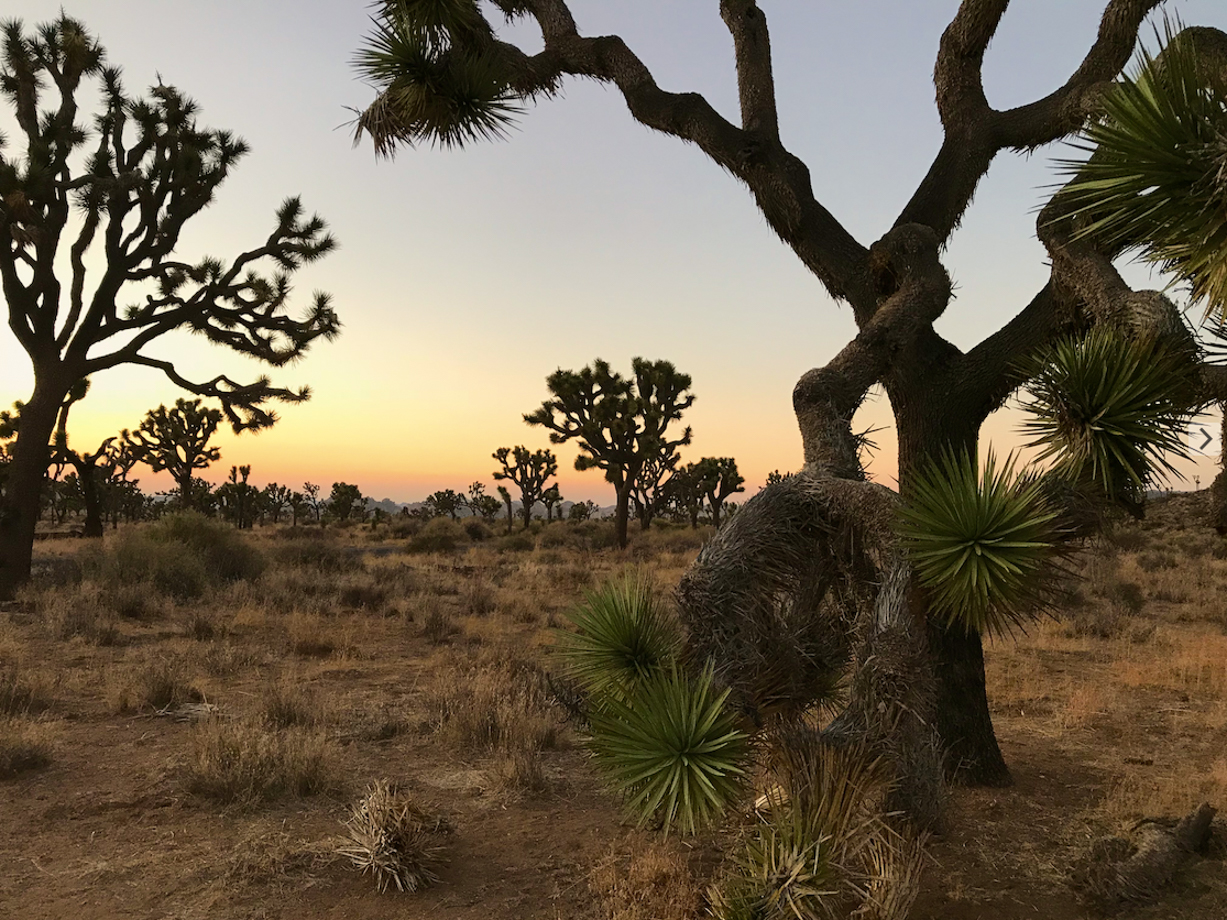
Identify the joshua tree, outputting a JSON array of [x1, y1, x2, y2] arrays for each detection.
[[303, 482, 324, 522], [541, 483, 563, 522], [630, 449, 683, 531], [465, 481, 503, 522], [525, 358, 694, 549], [262, 483, 293, 524], [352, 1, 1227, 791], [424, 488, 465, 520], [127, 399, 223, 510], [694, 457, 746, 529], [216, 465, 257, 529], [328, 482, 367, 523], [288, 490, 310, 527], [492, 445, 558, 529], [496, 484, 513, 533], [0, 16, 339, 599]]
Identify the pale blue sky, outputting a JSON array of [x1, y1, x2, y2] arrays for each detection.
[[2, 2, 1224, 500]]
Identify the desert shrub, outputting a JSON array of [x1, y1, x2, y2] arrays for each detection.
[[260, 679, 324, 729], [269, 531, 353, 573], [461, 579, 497, 617], [496, 531, 536, 553], [336, 780, 450, 893], [186, 608, 227, 641], [496, 750, 553, 795], [571, 519, 621, 551], [1065, 606, 1126, 640], [421, 609, 459, 645], [338, 579, 390, 612], [1105, 527, 1149, 552], [1136, 550, 1178, 572], [0, 718, 54, 778], [86, 513, 263, 600], [126, 657, 204, 711], [422, 664, 561, 753], [389, 517, 421, 539], [200, 642, 265, 676], [537, 524, 576, 550], [463, 519, 492, 541], [100, 583, 162, 621], [36, 588, 120, 645], [1105, 580, 1145, 616], [407, 518, 466, 554], [286, 612, 341, 658], [184, 717, 342, 805]]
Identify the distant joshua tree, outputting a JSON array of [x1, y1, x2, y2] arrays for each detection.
[[0, 15, 339, 600], [694, 457, 746, 529], [526, 358, 694, 549], [328, 482, 367, 523], [466, 481, 503, 522], [128, 399, 223, 511], [496, 485, 514, 534], [541, 483, 563, 523], [424, 488, 465, 520], [492, 446, 558, 530]]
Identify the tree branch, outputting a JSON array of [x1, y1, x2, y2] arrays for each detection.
[[719, 0, 780, 139]]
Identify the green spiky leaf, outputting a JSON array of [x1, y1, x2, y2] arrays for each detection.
[[1020, 326, 1201, 503], [553, 569, 682, 698], [353, 6, 521, 155], [1050, 17, 1227, 319], [586, 662, 749, 836], [897, 449, 1060, 635]]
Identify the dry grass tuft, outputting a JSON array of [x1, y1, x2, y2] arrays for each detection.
[[286, 612, 342, 658], [123, 657, 204, 712], [0, 717, 54, 778], [421, 609, 459, 645], [184, 717, 343, 805], [225, 829, 334, 888], [0, 659, 53, 717], [588, 839, 701, 920], [336, 779, 451, 893], [422, 663, 561, 753], [260, 679, 325, 729]]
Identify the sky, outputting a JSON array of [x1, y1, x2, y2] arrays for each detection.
[[2, 1, 1225, 503]]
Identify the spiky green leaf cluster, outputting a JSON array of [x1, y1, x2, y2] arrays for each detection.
[[553, 569, 681, 698], [1021, 327, 1201, 503], [897, 449, 1060, 635], [586, 662, 749, 837], [353, 1, 521, 154], [709, 806, 840, 920], [1051, 18, 1227, 318]]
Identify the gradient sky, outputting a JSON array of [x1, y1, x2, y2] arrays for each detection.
[[2, 1, 1225, 502]]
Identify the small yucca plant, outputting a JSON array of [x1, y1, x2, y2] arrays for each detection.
[[586, 662, 749, 836], [553, 569, 682, 699], [897, 448, 1060, 635], [336, 780, 450, 893], [1050, 17, 1227, 319], [1021, 326, 1201, 504], [708, 805, 842, 920]]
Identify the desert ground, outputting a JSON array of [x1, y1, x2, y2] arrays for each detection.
[[2, 494, 1226, 920]]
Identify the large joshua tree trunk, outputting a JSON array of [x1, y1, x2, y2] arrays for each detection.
[[0, 383, 65, 601]]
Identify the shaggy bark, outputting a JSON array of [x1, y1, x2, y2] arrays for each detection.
[[361, 1, 1227, 786]]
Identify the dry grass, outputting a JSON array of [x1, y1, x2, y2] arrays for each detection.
[[260, 678, 326, 729], [115, 655, 204, 713], [0, 716, 55, 778], [183, 716, 343, 805], [421, 661, 562, 754], [588, 839, 701, 920], [224, 829, 335, 889]]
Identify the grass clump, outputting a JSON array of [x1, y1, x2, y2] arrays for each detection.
[[336, 780, 451, 893], [0, 660, 52, 717], [407, 518, 466, 554], [260, 679, 324, 729], [423, 663, 560, 753], [0, 717, 54, 778], [184, 717, 342, 805]]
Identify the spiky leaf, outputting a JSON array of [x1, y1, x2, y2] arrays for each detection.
[[897, 449, 1060, 635], [586, 662, 749, 836], [353, 6, 521, 154], [1050, 18, 1227, 318], [553, 569, 682, 698], [1021, 326, 1201, 503]]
